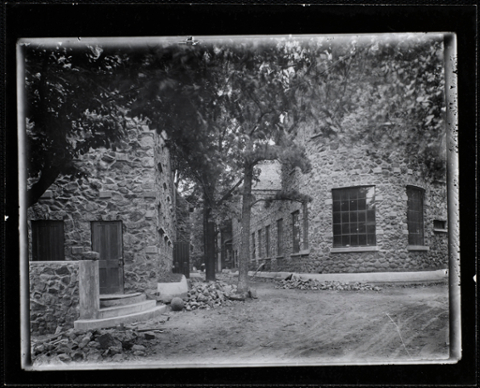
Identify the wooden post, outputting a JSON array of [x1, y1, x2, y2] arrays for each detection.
[[78, 260, 100, 320]]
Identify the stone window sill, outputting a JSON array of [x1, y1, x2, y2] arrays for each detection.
[[291, 249, 310, 258], [433, 229, 448, 234], [407, 245, 430, 251], [30, 260, 69, 264], [331, 246, 380, 253]]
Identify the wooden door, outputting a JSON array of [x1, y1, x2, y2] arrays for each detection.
[[173, 242, 190, 278], [91, 221, 124, 294]]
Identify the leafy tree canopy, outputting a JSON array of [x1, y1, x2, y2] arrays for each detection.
[[23, 34, 447, 288], [285, 33, 446, 180], [24, 33, 446, 209], [23, 42, 137, 206]]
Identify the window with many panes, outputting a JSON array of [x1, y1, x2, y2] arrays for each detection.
[[251, 232, 256, 259], [332, 186, 376, 247], [32, 220, 65, 261], [277, 219, 283, 256], [265, 225, 271, 257], [407, 186, 425, 245], [258, 229, 262, 258], [292, 210, 301, 253]]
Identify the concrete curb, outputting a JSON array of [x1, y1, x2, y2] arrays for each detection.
[[74, 305, 167, 330], [245, 269, 448, 284], [157, 275, 189, 302]]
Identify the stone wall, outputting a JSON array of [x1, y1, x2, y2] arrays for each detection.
[[153, 130, 176, 280], [30, 261, 80, 335], [232, 141, 448, 274], [28, 120, 176, 293]]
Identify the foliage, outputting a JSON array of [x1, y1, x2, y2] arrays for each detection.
[[24, 34, 447, 291], [199, 34, 447, 290], [295, 34, 446, 180], [24, 43, 132, 206], [128, 43, 243, 281], [206, 40, 313, 292], [125, 39, 314, 289], [262, 189, 313, 209], [128, 44, 240, 199]]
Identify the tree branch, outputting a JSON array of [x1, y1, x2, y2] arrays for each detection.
[[27, 165, 63, 207], [244, 143, 281, 167], [251, 190, 312, 207], [216, 177, 244, 206]]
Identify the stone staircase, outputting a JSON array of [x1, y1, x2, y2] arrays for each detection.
[[74, 292, 167, 330]]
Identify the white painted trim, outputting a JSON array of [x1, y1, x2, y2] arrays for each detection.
[[29, 261, 79, 264], [291, 249, 311, 258], [407, 245, 430, 251], [330, 246, 380, 253]]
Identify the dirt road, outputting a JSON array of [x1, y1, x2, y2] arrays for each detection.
[[137, 278, 449, 366], [31, 278, 449, 368]]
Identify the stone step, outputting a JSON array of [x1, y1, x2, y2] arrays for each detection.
[[100, 292, 146, 308], [74, 305, 167, 331], [97, 300, 157, 319]]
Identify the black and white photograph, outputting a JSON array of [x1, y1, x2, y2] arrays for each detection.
[[18, 32, 459, 368], [3, 4, 476, 386]]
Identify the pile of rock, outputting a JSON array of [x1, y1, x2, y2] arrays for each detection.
[[184, 281, 242, 311], [275, 277, 382, 291], [31, 325, 163, 365]]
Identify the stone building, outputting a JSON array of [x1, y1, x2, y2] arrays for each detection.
[[231, 136, 448, 275], [218, 220, 234, 270], [28, 120, 177, 333]]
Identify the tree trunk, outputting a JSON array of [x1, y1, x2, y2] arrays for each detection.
[[205, 215, 216, 281], [237, 163, 253, 294], [27, 166, 62, 208], [203, 187, 216, 282]]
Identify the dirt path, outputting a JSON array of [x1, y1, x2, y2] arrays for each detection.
[[31, 278, 449, 368], [137, 279, 449, 366]]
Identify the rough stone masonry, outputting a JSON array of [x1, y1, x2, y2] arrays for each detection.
[[233, 139, 448, 275]]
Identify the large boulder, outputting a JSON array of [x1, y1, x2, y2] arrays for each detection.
[[171, 297, 184, 311]]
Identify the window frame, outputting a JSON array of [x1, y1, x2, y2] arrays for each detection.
[[257, 229, 262, 258], [277, 218, 284, 256], [332, 186, 376, 248], [265, 225, 271, 258], [31, 220, 65, 261], [251, 232, 256, 260], [292, 210, 301, 253], [433, 219, 448, 233], [407, 185, 425, 246]]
